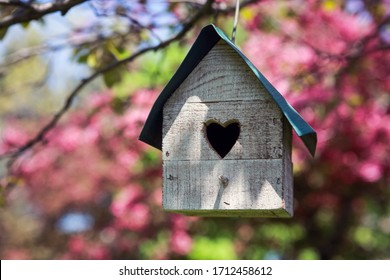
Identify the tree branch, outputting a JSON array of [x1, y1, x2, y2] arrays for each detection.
[[0, 0, 33, 8], [0, 0, 216, 161], [0, 0, 88, 28], [0, 0, 261, 165], [0, 32, 122, 69]]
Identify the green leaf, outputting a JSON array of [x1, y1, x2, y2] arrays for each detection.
[[353, 226, 375, 248], [0, 27, 8, 40], [241, 7, 255, 21], [0, 184, 4, 208], [139, 232, 169, 259], [87, 53, 98, 68], [103, 68, 123, 88], [21, 22, 30, 28], [189, 237, 237, 260], [77, 53, 89, 64], [110, 96, 128, 114], [106, 41, 130, 60], [322, 0, 338, 11], [298, 248, 320, 260]]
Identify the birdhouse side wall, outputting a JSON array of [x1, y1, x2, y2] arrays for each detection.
[[282, 117, 293, 215]]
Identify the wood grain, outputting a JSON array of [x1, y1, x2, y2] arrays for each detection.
[[161, 40, 293, 217], [164, 41, 272, 105], [163, 101, 284, 161], [163, 159, 292, 217]]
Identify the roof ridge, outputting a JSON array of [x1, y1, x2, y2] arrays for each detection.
[[139, 24, 317, 157]]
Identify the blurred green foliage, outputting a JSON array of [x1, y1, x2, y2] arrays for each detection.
[[190, 237, 237, 260]]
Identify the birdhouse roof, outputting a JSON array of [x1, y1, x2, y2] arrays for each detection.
[[139, 24, 317, 156]]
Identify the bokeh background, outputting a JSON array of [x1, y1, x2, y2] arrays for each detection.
[[0, 0, 390, 260]]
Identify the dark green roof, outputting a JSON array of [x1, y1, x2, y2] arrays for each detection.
[[139, 24, 317, 156]]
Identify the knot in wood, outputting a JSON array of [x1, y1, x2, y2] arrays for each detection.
[[218, 175, 229, 187]]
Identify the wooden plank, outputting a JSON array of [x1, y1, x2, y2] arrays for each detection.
[[164, 41, 273, 107], [161, 39, 294, 217], [163, 101, 284, 161], [163, 159, 293, 217]]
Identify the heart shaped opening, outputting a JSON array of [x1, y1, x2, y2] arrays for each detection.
[[205, 120, 240, 159]]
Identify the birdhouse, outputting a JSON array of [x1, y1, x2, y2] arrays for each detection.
[[139, 25, 316, 217]]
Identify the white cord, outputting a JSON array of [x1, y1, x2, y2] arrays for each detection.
[[231, 0, 240, 44]]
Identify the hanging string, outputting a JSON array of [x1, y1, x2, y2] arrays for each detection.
[[231, 0, 240, 44]]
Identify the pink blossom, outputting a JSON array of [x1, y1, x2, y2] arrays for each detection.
[[385, 0, 390, 16], [110, 185, 143, 217], [116, 203, 150, 231], [279, 43, 316, 72], [298, 9, 368, 55], [1, 124, 29, 148], [342, 152, 358, 167], [56, 126, 83, 152], [358, 162, 383, 183], [19, 148, 57, 174], [132, 89, 158, 107], [117, 151, 138, 168], [150, 188, 162, 205], [244, 32, 282, 78], [68, 236, 86, 254], [2, 249, 30, 260], [322, 9, 373, 42], [108, 166, 129, 183], [82, 127, 99, 145], [244, 31, 315, 94], [171, 214, 188, 230], [170, 230, 192, 255], [86, 245, 110, 260], [110, 185, 150, 232], [280, 19, 299, 35], [88, 92, 112, 108]]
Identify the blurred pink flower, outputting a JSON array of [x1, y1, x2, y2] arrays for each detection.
[[150, 188, 162, 205], [86, 245, 110, 260], [88, 92, 112, 108], [110, 185, 143, 217], [170, 230, 192, 255], [3, 249, 30, 260], [358, 162, 383, 183], [171, 214, 188, 230], [19, 148, 57, 174], [322, 9, 373, 42], [116, 203, 150, 231], [82, 127, 100, 145], [68, 236, 86, 254], [56, 126, 83, 152], [1, 124, 29, 148], [132, 89, 158, 107], [117, 151, 139, 168]]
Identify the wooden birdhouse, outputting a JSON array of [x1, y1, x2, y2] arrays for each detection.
[[139, 25, 317, 217]]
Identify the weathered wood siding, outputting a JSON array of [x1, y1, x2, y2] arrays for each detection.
[[162, 40, 293, 217]]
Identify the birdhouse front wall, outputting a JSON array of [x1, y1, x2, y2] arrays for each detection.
[[162, 41, 293, 217]]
